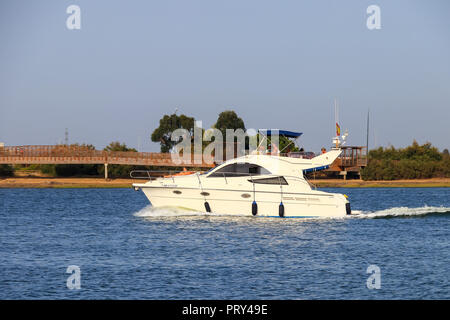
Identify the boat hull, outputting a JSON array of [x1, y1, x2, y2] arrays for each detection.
[[139, 186, 349, 218]]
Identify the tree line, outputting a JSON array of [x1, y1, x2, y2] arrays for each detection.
[[361, 141, 450, 180], [151, 110, 247, 152], [150, 110, 297, 154]]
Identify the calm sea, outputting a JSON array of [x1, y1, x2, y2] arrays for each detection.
[[0, 187, 449, 299]]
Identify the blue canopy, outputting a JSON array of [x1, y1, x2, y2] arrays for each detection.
[[259, 129, 303, 139]]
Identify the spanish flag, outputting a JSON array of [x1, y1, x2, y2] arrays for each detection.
[[336, 123, 341, 136]]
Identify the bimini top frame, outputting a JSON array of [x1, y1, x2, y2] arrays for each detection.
[[257, 129, 303, 154]]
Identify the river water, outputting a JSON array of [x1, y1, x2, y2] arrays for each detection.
[[0, 187, 449, 299]]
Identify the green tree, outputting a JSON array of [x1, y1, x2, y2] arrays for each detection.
[[213, 110, 245, 136], [151, 113, 195, 153], [278, 135, 300, 153], [0, 164, 14, 177], [54, 164, 99, 177], [98, 141, 140, 178], [212, 111, 246, 157], [52, 143, 99, 177]]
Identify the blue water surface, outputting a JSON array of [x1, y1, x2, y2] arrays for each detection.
[[0, 187, 449, 299]]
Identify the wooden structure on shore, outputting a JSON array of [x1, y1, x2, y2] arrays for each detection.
[[280, 146, 368, 179], [326, 146, 368, 179], [0, 145, 214, 179]]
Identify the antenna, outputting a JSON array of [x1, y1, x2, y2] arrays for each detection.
[[366, 109, 370, 154]]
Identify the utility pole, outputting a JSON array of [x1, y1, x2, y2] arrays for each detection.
[[65, 128, 69, 146]]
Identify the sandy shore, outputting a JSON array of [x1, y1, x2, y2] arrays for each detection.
[[0, 177, 138, 188], [309, 178, 450, 188], [0, 177, 449, 188]]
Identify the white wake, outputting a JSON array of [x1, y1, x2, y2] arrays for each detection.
[[134, 205, 218, 218], [350, 206, 450, 219], [134, 205, 450, 219]]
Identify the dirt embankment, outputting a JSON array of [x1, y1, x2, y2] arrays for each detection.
[[0, 177, 449, 188], [310, 178, 450, 188], [0, 177, 138, 188]]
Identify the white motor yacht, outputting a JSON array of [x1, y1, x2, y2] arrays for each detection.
[[132, 132, 351, 218]]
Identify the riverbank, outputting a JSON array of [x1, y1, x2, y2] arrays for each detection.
[[0, 177, 449, 188], [0, 177, 137, 188], [310, 178, 450, 188]]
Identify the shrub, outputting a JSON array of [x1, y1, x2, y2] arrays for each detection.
[[362, 141, 450, 180], [0, 164, 14, 177]]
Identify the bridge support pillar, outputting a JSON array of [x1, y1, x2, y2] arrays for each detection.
[[104, 163, 108, 180]]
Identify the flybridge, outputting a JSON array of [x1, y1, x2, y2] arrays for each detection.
[[258, 129, 303, 138], [257, 129, 304, 155]]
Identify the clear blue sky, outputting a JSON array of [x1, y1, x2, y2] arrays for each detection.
[[1, 0, 449, 153]]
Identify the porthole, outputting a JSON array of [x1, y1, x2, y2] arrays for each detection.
[[241, 193, 251, 198], [173, 190, 182, 194], [200, 192, 210, 196]]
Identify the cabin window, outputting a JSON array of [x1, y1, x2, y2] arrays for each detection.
[[248, 176, 288, 185], [208, 163, 271, 177]]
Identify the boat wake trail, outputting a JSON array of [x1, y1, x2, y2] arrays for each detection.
[[134, 205, 214, 218], [133, 205, 450, 219], [350, 206, 450, 219]]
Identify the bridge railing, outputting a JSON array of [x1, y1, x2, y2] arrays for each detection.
[[0, 145, 102, 157], [0, 145, 173, 158], [0, 145, 215, 167]]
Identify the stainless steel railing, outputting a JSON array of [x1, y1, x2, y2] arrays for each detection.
[[130, 170, 316, 189]]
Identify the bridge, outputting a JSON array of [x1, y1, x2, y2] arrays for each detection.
[[0, 145, 215, 179]]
